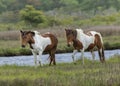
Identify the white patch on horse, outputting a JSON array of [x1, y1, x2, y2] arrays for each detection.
[[76, 29, 95, 49], [31, 31, 51, 53]]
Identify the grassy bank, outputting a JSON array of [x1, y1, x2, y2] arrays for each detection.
[[0, 55, 120, 86]]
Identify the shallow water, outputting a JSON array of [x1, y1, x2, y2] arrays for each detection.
[[0, 49, 119, 66]]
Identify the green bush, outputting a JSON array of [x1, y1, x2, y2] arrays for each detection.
[[20, 5, 47, 27], [0, 48, 31, 56]]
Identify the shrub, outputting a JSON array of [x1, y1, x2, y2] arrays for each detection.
[[20, 5, 47, 27]]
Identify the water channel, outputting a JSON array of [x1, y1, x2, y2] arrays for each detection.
[[0, 49, 119, 66]]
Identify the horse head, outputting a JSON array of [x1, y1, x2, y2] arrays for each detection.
[[65, 29, 77, 47], [20, 30, 35, 48]]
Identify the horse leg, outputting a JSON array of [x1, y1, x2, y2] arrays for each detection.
[[51, 49, 56, 65], [80, 49, 85, 64], [101, 46, 105, 62], [72, 50, 78, 64], [99, 47, 105, 62], [49, 56, 52, 66], [98, 48, 104, 63], [52, 53, 56, 65], [97, 45, 105, 63], [48, 49, 56, 66], [38, 51, 43, 66], [31, 50, 37, 68], [91, 50, 95, 62]]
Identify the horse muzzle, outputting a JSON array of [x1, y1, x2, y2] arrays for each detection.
[[67, 42, 72, 47], [21, 45, 25, 48]]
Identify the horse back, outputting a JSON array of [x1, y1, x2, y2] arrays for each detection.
[[42, 33, 58, 52]]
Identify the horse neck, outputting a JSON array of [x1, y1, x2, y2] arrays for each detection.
[[28, 36, 35, 49], [33, 34, 42, 42]]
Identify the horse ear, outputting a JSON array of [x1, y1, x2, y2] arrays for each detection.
[[65, 28, 68, 31], [20, 30, 24, 36], [20, 30, 23, 33]]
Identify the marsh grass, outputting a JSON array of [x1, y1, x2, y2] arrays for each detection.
[[0, 55, 120, 86], [85, 25, 120, 36]]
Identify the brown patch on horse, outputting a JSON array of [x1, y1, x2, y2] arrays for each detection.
[[73, 39, 83, 50], [94, 34, 102, 48], [87, 34, 101, 50]]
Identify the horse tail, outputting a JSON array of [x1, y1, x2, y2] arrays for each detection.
[[96, 32, 105, 62], [97, 32, 103, 44]]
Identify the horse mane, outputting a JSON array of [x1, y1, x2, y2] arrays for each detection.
[[76, 29, 83, 33], [72, 29, 77, 39], [33, 31, 40, 35], [76, 29, 85, 38]]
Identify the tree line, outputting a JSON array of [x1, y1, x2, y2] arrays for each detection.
[[0, 0, 120, 14], [0, 0, 120, 29]]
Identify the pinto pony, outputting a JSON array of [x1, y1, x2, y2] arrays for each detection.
[[20, 30, 58, 67], [65, 29, 105, 64]]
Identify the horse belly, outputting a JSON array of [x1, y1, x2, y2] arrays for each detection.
[[83, 36, 95, 50], [85, 34, 96, 50]]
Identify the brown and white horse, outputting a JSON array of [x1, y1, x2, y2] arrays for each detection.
[[65, 29, 105, 64], [20, 30, 58, 67]]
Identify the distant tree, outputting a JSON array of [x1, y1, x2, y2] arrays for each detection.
[[39, 0, 64, 11], [20, 5, 46, 27], [0, 1, 6, 13], [112, 0, 120, 11], [79, 0, 108, 15], [58, 0, 79, 14]]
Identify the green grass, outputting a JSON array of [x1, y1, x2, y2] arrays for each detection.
[[0, 55, 120, 86]]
